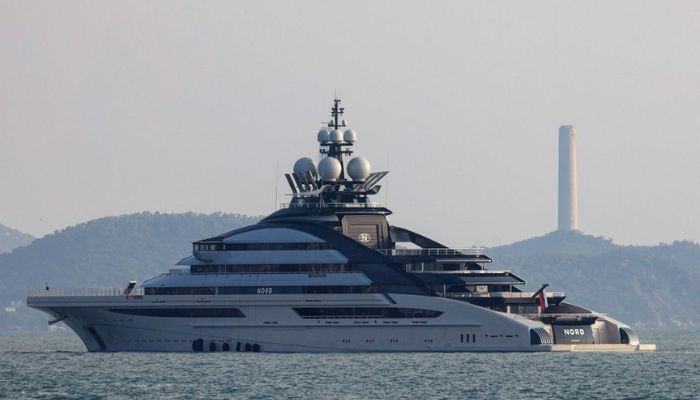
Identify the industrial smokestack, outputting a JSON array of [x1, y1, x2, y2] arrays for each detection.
[[558, 125, 578, 231]]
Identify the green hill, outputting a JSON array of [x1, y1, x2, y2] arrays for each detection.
[[488, 231, 700, 328], [0, 223, 34, 254], [0, 212, 260, 331], [2, 217, 698, 331]]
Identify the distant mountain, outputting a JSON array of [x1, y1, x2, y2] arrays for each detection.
[[0, 223, 34, 254], [488, 231, 700, 328], [0, 212, 260, 331], [2, 216, 699, 331], [490, 230, 617, 257]]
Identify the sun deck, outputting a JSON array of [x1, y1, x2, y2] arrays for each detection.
[[29, 288, 144, 297]]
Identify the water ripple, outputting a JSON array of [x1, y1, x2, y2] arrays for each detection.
[[0, 332, 698, 400]]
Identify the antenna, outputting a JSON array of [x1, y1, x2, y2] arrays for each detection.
[[274, 163, 279, 210], [385, 156, 390, 207], [330, 97, 345, 130]]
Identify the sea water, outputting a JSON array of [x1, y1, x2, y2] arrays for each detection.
[[0, 331, 698, 399]]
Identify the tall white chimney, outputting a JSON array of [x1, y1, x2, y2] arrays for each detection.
[[558, 125, 578, 231]]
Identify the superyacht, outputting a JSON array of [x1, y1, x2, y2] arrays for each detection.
[[28, 99, 654, 352]]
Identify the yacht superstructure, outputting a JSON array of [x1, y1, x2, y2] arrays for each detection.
[[28, 99, 654, 352]]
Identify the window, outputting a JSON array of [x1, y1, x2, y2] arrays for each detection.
[[218, 285, 371, 295], [293, 307, 443, 319], [110, 307, 245, 318], [145, 285, 372, 296], [193, 242, 331, 252], [190, 263, 355, 274], [145, 287, 215, 296]]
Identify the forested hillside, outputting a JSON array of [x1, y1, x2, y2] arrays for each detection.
[[2, 216, 698, 331], [0, 212, 260, 331], [0, 223, 34, 254], [489, 231, 700, 328]]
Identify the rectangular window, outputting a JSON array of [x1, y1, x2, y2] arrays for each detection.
[[110, 307, 244, 318], [190, 263, 355, 274], [217, 243, 332, 251], [292, 307, 443, 319], [144, 287, 216, 296]]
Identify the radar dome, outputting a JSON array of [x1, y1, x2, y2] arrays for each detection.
[[343, 129, 357, 144], [317, 129, 330, 144], [293, 157, 317, 183], [329, 129, 343, 144], [347, 157, 371, 181], [318, 157, 342, 181]]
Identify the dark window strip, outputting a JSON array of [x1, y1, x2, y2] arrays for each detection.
[[144, 285, 374, 296], [145, 287, 216, 295], [110, 308, 245, 318], [194, 243, 331, 251], [190, 264, 356, 274], [292, 307, 443, 319]]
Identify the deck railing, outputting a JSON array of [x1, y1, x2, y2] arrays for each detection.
[[279, 202, 384, 209], [377, 248, 486, 257], [441, 291, 566, 299], [520, 312, 607, 320], [28, 288, 145, 297]]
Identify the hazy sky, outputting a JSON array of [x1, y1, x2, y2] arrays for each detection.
[[1, 1, 699, 246]]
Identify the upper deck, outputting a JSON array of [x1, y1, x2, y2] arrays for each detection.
[[376, 247, 491, 263]]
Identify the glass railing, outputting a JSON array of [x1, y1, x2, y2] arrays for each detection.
[[28, 288, 144, 297], [376, 248, 486, 257], [519, 312, 606, 320], [441, 291, 566, 299], [280, 202, 384, 209]]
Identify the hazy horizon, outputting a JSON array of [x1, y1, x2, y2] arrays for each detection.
[[1, 1, 699, 246]]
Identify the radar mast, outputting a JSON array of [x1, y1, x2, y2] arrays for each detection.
[[283, 97, 388, 207]]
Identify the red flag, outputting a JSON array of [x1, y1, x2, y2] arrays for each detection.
[[538, 289, 549, 312]]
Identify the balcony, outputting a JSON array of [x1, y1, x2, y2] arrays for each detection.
[[376, 248, 485, 257], [28, 288, 144, 297]]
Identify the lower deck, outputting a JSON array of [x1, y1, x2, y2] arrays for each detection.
[[27, 291, 654, 353]]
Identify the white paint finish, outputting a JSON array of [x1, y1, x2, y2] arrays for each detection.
[[27, 291, 646, 352], [558, 125, 578, 231]]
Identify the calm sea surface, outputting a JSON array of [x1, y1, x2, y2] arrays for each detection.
[[0, 331, 698, 400]]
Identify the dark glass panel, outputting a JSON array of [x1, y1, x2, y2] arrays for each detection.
[[292, 307, 443, 319], [190, 263, 355, 274], [110, 308, 245, 318]]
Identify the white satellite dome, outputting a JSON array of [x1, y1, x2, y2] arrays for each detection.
[[317, 129, 330, 144], [318, 157, 342, 181], [347, 157, 371, 181], [293, 157, 317, 183], [329, 129, 344, 144], [343, 129, 357, 144]]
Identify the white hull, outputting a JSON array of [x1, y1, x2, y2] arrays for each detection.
[[28, 293, 641, 352]]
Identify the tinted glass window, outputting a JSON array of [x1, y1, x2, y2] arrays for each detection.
[[110, 308, 245, 318], [190, 264, 355, 274], [193, 242, 331, 251], [292, 307, 443, 319]]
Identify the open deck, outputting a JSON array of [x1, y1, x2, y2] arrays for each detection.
[[29, 288, 144, 297], [376, 248, 485, 257]]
